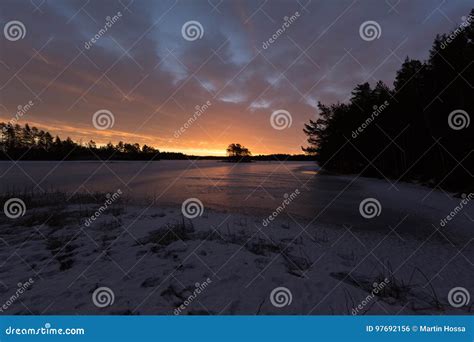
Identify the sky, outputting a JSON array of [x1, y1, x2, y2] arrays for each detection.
[[0, 0, 472, 156]]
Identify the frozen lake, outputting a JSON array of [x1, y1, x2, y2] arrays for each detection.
[[0, 160, 471, 239]]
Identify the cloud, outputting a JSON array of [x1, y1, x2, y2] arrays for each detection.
[[0, 0, 471, 154]]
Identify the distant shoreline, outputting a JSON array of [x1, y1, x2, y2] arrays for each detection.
[[0, 154, 315, 162]]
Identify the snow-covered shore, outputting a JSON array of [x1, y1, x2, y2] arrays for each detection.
[[0, 177, 472, 315]]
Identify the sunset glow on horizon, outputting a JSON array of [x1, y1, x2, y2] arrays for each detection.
[[0, 116, 287, 156]]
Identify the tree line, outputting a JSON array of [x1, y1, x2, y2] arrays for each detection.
[[303, 9, 474, 192], [0, 124, 311, 161], [0, 122, 165, 160]]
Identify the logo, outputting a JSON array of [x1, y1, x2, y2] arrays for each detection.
[[92, 286, 115, 308], [181, 21, 204, 41], [4, 20, 26, 41], [270, 287, 293, 308], [3, 198, 26, 219], [448, 109, 470, 130], [181, 198, 204, 219], [270, 109, 292, 130], [359, 21, 381, 41], [92, 109, 115, 130], [359, 198, 381, 219], [448, 287, 470, 308]]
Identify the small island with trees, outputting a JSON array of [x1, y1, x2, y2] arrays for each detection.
[[225, 143, 252, 162]]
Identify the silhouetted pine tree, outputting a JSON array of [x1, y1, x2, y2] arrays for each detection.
[[303, 9, 474, 191]]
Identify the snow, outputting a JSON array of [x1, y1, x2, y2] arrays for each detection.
[[0, 170, 472, 315]]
